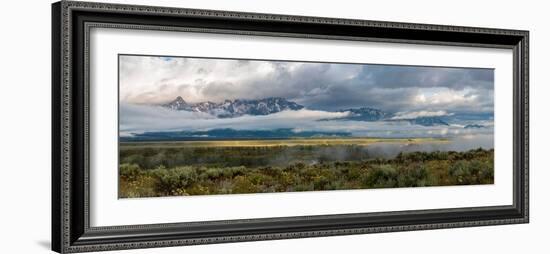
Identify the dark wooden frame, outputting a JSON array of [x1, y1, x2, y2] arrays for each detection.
[[52, 1, 529, 253]]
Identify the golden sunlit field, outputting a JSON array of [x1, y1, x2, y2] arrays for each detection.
[[120, 137, 448, 148]]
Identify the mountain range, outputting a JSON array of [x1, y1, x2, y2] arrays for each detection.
[[336, 107, 390, 121], [163, 96, 304, 118], [121, 128, 352, 142], [162, 96, 455, 127]]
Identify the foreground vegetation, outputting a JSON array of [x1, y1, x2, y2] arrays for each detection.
[[119, 142, 494, 197]]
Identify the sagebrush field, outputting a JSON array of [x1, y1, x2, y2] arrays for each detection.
[[119, 139, 494, 198]]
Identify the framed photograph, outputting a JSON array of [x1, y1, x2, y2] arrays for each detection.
[[52, 1, 529, 253]]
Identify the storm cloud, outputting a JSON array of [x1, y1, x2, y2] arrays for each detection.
[[119, 55, 494, 114]]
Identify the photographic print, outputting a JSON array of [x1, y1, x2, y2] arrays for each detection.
[[52, 4, 529, 251], [118, 54, 494, 198]]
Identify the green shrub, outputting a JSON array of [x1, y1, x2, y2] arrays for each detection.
[[232, 176, 259, 193], [151, 166, 198, 194], [448, 159, 492, 185], [119, 163, 142, 181], [364, 165, 398, 188], [119, 147, 494, 197], [397, 164, 429, 187]]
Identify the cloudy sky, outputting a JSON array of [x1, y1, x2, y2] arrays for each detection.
[[119, 55, 494, 139], [119, 55, 494, 114]]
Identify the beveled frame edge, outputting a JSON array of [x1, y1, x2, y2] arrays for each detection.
[[52, 1, 529, 253]]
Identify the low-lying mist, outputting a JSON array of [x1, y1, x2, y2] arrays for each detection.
[[120, 134, 493, 169], [267, 134, 493, 166]]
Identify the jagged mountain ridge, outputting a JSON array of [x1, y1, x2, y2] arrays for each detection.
[[162, 96, 450, 126], [337, 107, 389, 121], [406, 117, 449, 126], [163, 96, 304, 118]]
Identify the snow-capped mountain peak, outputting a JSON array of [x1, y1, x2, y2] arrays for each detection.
[[163, 97, 304, 117]]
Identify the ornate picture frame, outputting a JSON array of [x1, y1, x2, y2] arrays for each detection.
[[52, 1, 529, 253]]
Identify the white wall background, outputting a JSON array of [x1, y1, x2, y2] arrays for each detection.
[[0, 0, 547, 253]]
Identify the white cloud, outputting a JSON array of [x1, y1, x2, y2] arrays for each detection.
[[412, 88, 478, 107], [119, 55, 357, 105], [120, 103, 350, 136], [391, 110, 453, 120], [120, 104, 492, 139], [119, 55, 494, 114]]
